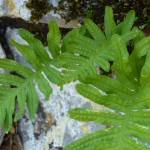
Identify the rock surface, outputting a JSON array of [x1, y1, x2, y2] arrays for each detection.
[[1, 1, 104, 150], [0, 44, 6, 145], [0, 0, 79, 28]]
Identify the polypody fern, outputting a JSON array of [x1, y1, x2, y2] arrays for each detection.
[[59, 6, 142, 84], [65, 34, 150, 149], [0, 7, 147, 146], [0, 20, 62, 131]]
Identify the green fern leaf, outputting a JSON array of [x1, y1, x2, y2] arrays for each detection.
[[18, 28, 50, 62], [66, 42, 110, 71], [65, 128, 121, 150], [60, 7, 141, 84], [140, 53, 150, 86], [135, 36, 150, 58], [35, 74, 52, 100], [61, 28, 79, 52], [0, 105, 6, 128], [65, 34, 150, 149], [69, 108, 125, 126], [60, 53, 97, 83], [4, 96, 16, 132], [75, 84, 130, 112], [10, 39, 42, 70], [26, 81, 38, 119], [121, 10, 135, 34], [104, 6, 116, 40], [60, 22, 114, 79], [84, 18, 106, 45], [0, 20, 62, 131], [14, 88, 26, 122], [0, 58, 33, 77], [111, 35, 135, 89], [47, 19, 61, 58], [0, 73, 24, 86]]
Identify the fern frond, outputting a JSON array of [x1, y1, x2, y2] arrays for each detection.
[[140, 52, 150, 87], [35, 74, 52, 100], [104, 6, 116, 40], [60, 6, 141, 84], [135, 36, 150, 58], [65, 34, 150, 149], [75, 84, 130, 112], [0, 20, 62, 131], [65, 127, 121, 150], [111, 35, 136, 89], [61, 28, 79, 52], [4, 95, 16, 132], [47, 20, 61, 58], [84, 18, 106, 45], [59, 53, 97, 83], [69, 108, 124, 126], [18, 29, 50, 62], [121, 10, 135, 34], [26, 80, 38, 119], [0, 105, 6, 128], [14, 88, 26, 122], [67, 42, 111, 71]]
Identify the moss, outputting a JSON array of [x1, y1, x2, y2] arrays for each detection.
[[26, 0, 150, 29], [56, 0, 150, 29], [26, 0, 52, 22]]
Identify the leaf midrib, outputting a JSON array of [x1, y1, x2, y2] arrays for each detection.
[[118, 92, 137, 149]]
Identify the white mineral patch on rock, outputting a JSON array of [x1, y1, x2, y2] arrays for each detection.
[[0, 0, 6, 16], [0, 0, 31, 20], [0, 44, 5, 59], [41, 12, 80, 28], [49, 0, 58, 6], [12, 0, 31, 20]]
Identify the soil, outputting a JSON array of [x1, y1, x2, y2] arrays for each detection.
[[0, 125, 23, 150]]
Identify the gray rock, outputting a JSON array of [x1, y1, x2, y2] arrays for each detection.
[[0, 128, 5, 146], [0, 0, 7, 16], [0, 0, 79, 28], [0, 44, 6, 146]]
